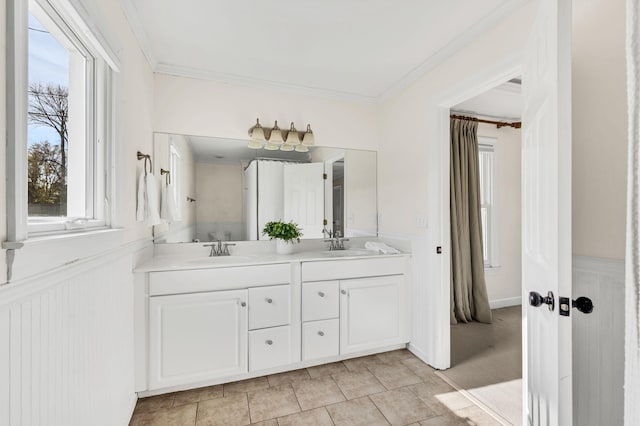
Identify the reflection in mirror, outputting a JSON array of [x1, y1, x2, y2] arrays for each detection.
[[153, 133, 377, 243]]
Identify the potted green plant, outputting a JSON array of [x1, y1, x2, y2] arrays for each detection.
[[262, 220, 302, 254]]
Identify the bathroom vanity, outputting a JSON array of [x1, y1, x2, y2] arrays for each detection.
[[134, 248, 410, 396]]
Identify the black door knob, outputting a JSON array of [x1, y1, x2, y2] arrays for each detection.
[[529, 291, 543, 307], [529, 291, 555, 311], [573, 296, 594, 314]]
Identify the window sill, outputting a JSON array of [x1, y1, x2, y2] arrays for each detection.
[[6, 227, 127, 283], [484, 265, 502, 274]]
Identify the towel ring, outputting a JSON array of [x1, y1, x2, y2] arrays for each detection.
[[137, 151, 152, 176], [160, 168, 171, 185]]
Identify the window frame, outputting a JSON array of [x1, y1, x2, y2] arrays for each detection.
[[7, 0, 121, 241], [478, 136, 500, 269]]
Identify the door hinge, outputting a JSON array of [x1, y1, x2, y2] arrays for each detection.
[[323, 173, 328, 180], [323, 219, 328, 225]]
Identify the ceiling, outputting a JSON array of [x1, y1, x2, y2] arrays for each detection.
[[453, 80, 523, 120], [122, 0, 527, 102]]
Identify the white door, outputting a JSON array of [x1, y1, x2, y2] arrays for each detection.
[[148, 289, 248, 389], [339, 276, 402, 354], [283, 163, 325, 239], [522, 0, 572, 424]]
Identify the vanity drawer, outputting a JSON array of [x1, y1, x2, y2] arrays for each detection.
[[301, 257, 407, 282], [302, 319, 339, 361], [249, 325, 292, 371], [248, 284, 291, 330], [302, 281, 339, 322], [149, 264, 290, 296]]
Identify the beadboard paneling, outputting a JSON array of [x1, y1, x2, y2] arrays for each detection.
[[573, 256, 625, 426], [0, 241, 151, 426]]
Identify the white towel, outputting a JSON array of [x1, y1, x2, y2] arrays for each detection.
[[136, 173, 161, 227], [161, 183, 181, 223], [364, 241, 400, 254]]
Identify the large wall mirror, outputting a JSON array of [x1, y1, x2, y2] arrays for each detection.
[[153, 133, 378, 243]]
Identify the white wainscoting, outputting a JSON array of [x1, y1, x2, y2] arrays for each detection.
[[0, 238, 152, 426], [572, 256, 625, 426]]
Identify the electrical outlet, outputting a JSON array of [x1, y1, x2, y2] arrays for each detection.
[[415, 214, 427, 228]]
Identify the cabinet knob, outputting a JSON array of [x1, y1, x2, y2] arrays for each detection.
[[240, 302, 246, 307], [265, 339, 273, 345], [318, 331, 325, 337], [341, 290, 347, 295], [318, 291, 325, 297], [265, 298, 273, 304]]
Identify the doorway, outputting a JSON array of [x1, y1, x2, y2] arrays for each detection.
[[443, 77, 524, 425]]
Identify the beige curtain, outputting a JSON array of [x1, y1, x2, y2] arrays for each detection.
[[450, 118, 492, 324]]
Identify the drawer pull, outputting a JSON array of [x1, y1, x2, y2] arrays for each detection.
[[341, 290, 347, 295], [318, 291, 325, 297], [241, 302, 247, 307], [265, 339, 273, 345], [318, 331, 325, 337], [265, 298, 273, 304]]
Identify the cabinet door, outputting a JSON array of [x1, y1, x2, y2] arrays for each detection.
[[149, 289, 248, 389], [340, 275, 404, 355]]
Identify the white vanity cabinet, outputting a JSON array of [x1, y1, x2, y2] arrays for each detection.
[[145, 263, 292, 390], [148, 289, 248, 389], [301, 256, 409, 360], [339, 275, 404, 354], [138, 254, 410, 395]]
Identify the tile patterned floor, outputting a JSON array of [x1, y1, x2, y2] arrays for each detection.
[[130, 349, 502, 426]]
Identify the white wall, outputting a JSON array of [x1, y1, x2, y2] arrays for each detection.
[[477, 123, 522, 305], [572, 0, 627, 261], [153, 74, 380, 152]]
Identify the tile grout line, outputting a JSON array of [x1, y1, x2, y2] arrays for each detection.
[[434, 370, 513, 426]]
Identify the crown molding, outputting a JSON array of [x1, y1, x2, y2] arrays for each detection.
[[376, 0, 530, 101], [154, 62, 379, 104], [120, 0, 528, 105], [120, 0, 158, 69]]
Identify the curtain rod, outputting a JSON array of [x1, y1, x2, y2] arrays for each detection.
[[450, 114, 522, 129]]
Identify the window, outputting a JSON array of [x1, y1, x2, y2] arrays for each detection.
[[169, 142, 181, 211], [8, 0, 120, 238], [478, 138, 497, 267]]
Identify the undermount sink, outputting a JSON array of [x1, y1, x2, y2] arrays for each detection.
[[318, 249, 377, 257], [186, 256, 251, 265]]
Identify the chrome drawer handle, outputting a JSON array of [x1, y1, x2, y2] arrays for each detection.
[[341, 290, 347, 295], [266, 339, 273, 345], [240, 302, 246, 307], [318, 291, 325, 297], [318, 331, 325, 337], [265, 298, 273, 304]]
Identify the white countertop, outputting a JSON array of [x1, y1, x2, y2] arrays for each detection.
[[135, 248, 409, 273]]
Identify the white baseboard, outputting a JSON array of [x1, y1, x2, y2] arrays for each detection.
[[489, 296, 521, 309]]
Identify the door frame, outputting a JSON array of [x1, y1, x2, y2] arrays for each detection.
[[425, 55, 523, 370]]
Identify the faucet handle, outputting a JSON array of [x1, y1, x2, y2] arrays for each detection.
[[203, 243, 216, 256], [222, 243, 236, 256]]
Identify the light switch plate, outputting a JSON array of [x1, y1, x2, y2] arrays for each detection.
[[415, 214, 427, 228]]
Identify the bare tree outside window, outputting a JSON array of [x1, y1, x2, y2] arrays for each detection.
[[28, 82, 68, 216]]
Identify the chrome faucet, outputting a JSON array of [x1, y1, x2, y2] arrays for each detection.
[[324, 231, 349, 251], [204, 240, 236, 256]]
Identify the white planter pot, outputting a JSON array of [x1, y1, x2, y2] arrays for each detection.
[[276, 239, 295, 255]]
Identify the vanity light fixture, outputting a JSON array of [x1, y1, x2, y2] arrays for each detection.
[[284, 122, 300, 146], [247, 118, 315, 151], [301, 124, 315, 146], [269, 121, 284, 145], [249, 118, 266, 149]]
